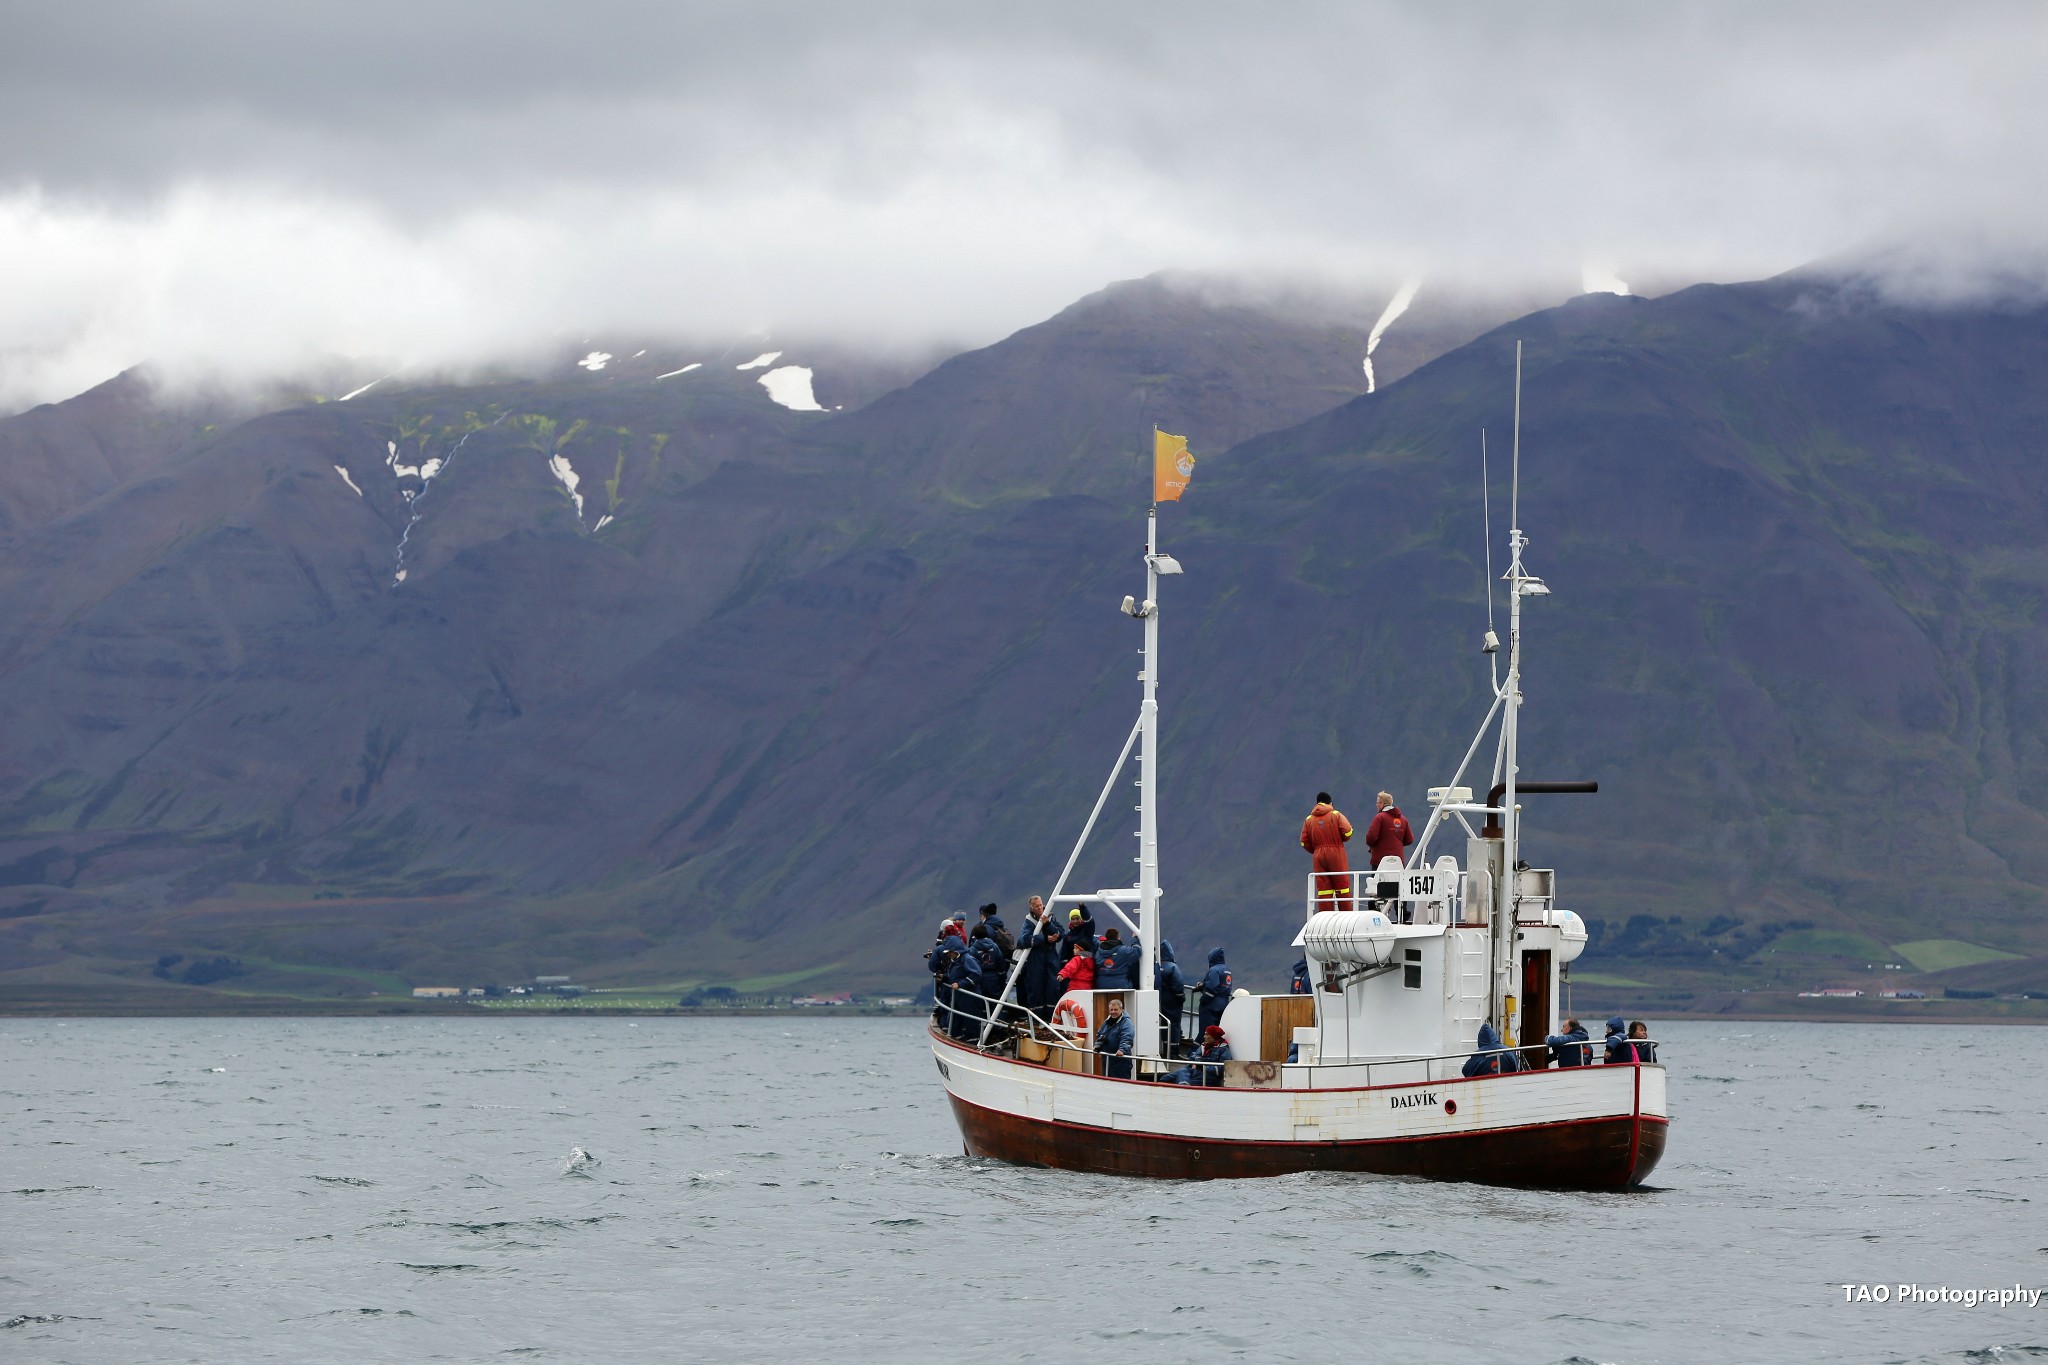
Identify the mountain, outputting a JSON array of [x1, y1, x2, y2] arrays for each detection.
[[3, 269, 2045, 1010], [0, 275, 1512, 1002]]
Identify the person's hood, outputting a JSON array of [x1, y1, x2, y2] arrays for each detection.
[[1311, 802, 1333, 817], [1159, 941, 1176, 964], [1476, 1022, 1504, 1050], [1293, 958, 1308, 973], [1560, 1023, 1589, 1040], [1605, 1015, 1626, 1037], [1208, 947, 1228, 966], [1380, 805, 1403, 818]]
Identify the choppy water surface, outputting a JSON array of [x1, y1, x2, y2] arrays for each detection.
[[3, 1018, 2045, 1363]]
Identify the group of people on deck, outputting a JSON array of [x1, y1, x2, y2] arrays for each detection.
[[1463, 1015, 1658, 1074], [924, 895, 1236, 1076]]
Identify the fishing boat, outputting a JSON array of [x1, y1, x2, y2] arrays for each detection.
[[928, 357, 1668, 1188]]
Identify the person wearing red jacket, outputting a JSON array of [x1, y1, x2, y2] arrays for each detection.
[[1300, 792, 1354, 910], [1057, 948, 1096, 994], [1364, 791, 1415, 869]]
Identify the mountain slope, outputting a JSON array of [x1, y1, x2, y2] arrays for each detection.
[[6, 270, 2047, 1002]]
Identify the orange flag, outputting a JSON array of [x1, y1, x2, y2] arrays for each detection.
[[1154, 429, 1195, 502]]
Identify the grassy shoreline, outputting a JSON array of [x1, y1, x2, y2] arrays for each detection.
[[2, 987, 2045, 1024]]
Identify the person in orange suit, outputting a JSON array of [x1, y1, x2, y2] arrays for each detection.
[[1300, 791, 1355, 910]]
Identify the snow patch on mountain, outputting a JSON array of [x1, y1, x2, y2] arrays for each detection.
[[577, 351, 614, 371], [758, 366, 822, 411], [735, 351, 782, 370], [386, 440, 422, 482], [1363, 280, 1421, 394], [334, 465, 363, 497], [548, 453, 584, 518], [337, 379, 382, 402], [657, 363, 702, 378], [389, 425, 486, 587]]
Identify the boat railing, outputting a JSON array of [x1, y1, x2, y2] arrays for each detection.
[[933, 985, 1659, 1079], [1303, 870, 1466, 925]]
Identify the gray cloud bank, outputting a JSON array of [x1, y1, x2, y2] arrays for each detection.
[[1, 1, 2043, 409]]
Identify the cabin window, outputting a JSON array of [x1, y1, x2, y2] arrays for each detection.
[[1403, 948, 1422, 990]]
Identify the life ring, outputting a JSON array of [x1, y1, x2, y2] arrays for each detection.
[[1051, 995, 1090, 1039]]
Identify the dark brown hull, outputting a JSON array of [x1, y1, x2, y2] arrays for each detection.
[[950, 1092, 1667, 1189]]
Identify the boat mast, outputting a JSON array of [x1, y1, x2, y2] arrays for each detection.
[[1135, 506, 1163, 1058], [1494, 342, 1526, 1035]]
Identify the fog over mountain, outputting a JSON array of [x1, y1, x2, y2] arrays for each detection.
[[3, 3, 2045, 410], [4, 6, 2048, 1012]]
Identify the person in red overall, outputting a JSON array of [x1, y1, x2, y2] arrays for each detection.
[[1300, 792, 1355, 910], [1364, 791, 1414, 869]]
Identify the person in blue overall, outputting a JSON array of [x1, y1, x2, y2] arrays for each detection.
[[1015, 897, 1065, 1013], [1544, 1017, 1590, 1067], [1603, 1016, 1630, 1065], [1155, 941, 1187, 1056], [1095, 928, 1141, 989], [1094, 997, 1136, 1079], [1197, 948, 1233, 1036], [1462, 1021, 1524, 1076], [1171, 1025, 1231, 1086], [945, 939, 985, 1042]]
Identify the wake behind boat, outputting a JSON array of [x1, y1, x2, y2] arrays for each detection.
[[927, 363, 1668, 1188]]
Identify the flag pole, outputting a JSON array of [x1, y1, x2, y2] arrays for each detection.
[[1135, 430, 1163, 1058]]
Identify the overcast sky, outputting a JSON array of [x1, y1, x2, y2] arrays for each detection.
[[1, 1, 2043, 408]]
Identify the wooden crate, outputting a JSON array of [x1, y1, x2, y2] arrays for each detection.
[[1045, 1044, 1095, 1075]]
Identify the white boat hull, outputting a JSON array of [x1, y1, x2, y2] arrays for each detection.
[[931, 1027, 1668, 1187]]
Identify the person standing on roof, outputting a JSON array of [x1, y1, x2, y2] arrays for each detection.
[[1095, 927, 1141, 989], [1364, 791, 1415, 869], [1197, 948, 1233, 1036], [1057, 941, 1096, 994], [1064, 906, 1098, 963], [1300, 792, 1355, 910]]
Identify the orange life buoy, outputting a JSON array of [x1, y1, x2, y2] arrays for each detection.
[[1051, 995, 1090, 1039]]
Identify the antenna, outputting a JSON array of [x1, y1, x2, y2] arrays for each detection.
[[1481, 428, 1495, 633], [1510, 340, 1522, 536]]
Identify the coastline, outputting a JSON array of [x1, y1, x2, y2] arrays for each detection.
[[2, 985, 2044, 1024]]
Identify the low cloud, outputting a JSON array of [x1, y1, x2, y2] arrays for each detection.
[[1, 2, 2043, 410]]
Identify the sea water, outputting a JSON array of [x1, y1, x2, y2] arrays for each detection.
[[3, 1017, 2044, 1363]]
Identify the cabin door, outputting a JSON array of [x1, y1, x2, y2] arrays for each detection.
[[1519, 950, 1553, 1069]]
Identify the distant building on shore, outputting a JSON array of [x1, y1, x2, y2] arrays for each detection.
[[412, 986, 461, 998]]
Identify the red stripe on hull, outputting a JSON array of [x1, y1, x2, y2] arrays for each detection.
[[948, 1093, 1667, 1189]]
